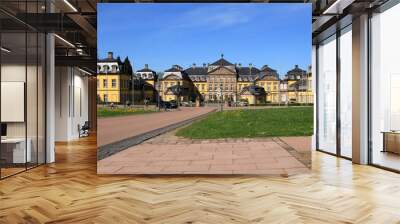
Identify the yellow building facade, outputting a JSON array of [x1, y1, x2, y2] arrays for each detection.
[[136, 64, 158, 103], [159, 65, 196, 102], [156, 57, 313, 105], [97, 52, 132, 104]]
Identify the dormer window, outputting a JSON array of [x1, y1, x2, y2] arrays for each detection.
[[103, 65, 110, 72], [111, 65, 118, 73]]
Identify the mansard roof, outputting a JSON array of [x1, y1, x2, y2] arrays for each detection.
[[98, 58, 121, 63], [287, 65, 306, 75], [165, 66, 182, 72], [185, 67, 208, 76], [210, 58, 234, 66], [237, 67, 260, 76], [137, 67, 155, 73]]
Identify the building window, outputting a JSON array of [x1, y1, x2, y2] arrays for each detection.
[[103, 79, 108, 88], [104, 94, 108, 103], [112, 79, 117, 88]]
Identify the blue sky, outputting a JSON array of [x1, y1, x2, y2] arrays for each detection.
[[98, 3, 311, 76]]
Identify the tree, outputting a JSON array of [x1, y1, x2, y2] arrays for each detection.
[[123, 56, 133, 76]]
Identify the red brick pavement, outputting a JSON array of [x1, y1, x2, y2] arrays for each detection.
[[98, 136, 310, 175], [97, 107, 215, 147]]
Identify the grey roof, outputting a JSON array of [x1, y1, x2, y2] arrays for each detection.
[[185, 67, 208, 76], [98, 57, 122, 64], [137, 68, 155, 73], [240, 85, 266, 96], [257, 73, 279, 80], [287, 65, 306, 75], [237, 67, 260, 76], [260, 65, 277, 73], [210, 58, 234, 66], [165, 67, 182, 72]]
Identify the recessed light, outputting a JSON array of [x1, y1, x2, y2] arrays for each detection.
[[1, 47, 11, 53], [63, 0, 78, 12], [54, 34, 75, 48]]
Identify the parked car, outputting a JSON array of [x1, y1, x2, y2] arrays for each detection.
[[169, 100, 178, 109], [160, 101, 170, 109], [239, 101, 249, 107]]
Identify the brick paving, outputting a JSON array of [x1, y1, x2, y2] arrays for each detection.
[[97, 107, 215, 147], [98, 130, 311, 175]]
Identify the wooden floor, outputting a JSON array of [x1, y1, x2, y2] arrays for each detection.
[[1, 135, 400, 223]]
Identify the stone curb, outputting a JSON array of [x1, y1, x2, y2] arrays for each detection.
[[97, 109, 216, 161]]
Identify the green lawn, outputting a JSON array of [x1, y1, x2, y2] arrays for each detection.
[[97, 107, 158, 118], [176, 107, 313, 139]]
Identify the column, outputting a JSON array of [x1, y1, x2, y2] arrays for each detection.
[[352, 14, 369, 164]]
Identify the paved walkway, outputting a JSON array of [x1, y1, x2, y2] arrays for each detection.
[[98, 130, 311, 175], [97, 107, 215, 147]]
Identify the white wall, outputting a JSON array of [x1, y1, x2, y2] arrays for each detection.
[[55, 66, 89, 141]]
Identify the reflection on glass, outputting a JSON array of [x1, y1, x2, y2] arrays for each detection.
[[371, 3, 400, 171], [340, 26, 352, 158], [1, 32, 27, 177], [317, 35, 337, 154], [0, 0, 46, 178]]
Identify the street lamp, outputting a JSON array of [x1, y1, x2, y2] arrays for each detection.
[[132, 76, 135, 107], [156, 81, 161, 111], [218, 88, 223, 111]]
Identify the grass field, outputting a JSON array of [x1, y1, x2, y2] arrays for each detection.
[[97, 107, 158, 118], [176, 107, 313, 139]]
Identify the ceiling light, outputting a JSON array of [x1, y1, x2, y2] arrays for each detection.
[[63, 0, 78, 12], [323, 0, 355, 15], [78, 67, 92, 76], [54, 34, 75, 48], [1, 47, 11, 53]]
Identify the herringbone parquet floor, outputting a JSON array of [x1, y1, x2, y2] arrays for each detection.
[[1, 135, 400, 224]]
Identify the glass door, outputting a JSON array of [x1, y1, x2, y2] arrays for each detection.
[[317, 34, 337, 154], [339, 25, 352, 158], [370, 2, 400, 171]]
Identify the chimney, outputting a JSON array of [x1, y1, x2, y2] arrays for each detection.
[[203, 63, 206, 68], [145, 64, 149, 69], [107, 52, 113, 59], [192, 63, 196, 69], [295, 64, 299, 68], [238, 63, 242, 68]]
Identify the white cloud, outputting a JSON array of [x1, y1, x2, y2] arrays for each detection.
[[170, 5, 258, 31]]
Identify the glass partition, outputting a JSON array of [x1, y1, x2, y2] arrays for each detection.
[[317, 34, 337, 154], [1, 31, 28, 177], [370, 3, 400, 171], [339, 25, 352, 158], [0, 2, 46, 179]]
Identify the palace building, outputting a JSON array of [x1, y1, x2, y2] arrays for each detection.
[[97, 54, 313, 105], [158, 55, 312, 105], [97, 52, 132, 104]]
